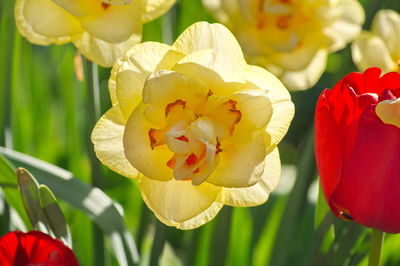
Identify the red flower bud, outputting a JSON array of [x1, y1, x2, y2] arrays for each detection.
[[0, 231, 78, 265], [315, 67, 400, 233]]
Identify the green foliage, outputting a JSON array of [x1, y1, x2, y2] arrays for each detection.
[[1, 0, 400, 265], [0, 147, 139, 266]]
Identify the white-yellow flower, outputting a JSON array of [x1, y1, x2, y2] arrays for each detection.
[[203, 0, 365, 91], [352, 9, 400, 73], [15, 0, 175, 67], [92, 22, 294, 229]]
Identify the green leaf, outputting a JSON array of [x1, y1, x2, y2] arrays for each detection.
[[0, 155, 29, 229], [39, 185, 71, 247], [314, 180, 335, 254], [0, 146, 139, 266], [269, 128, 317, 266], [314, 180, 331, 228], [208, 207, 233, 266]]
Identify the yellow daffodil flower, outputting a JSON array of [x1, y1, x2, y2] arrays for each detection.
[[352, 10, 400, 73], [15, 0, 175, 67], [203, 0, 364, 91], [92, 22, 294, 229]]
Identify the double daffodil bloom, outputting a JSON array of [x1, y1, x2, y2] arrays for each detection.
[[15, 0, 175, 67], [203, 0, 364, 91], [352, 10, 400, 73], [92, 22, 294, 229]]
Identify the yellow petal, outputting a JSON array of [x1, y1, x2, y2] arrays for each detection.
[[108, 56, 122, 106], [73, 30, 141, 67], [231, 89, 273, 130], [376, 98, 400, 128], [142, 70, 209, 110], [139, 175, 223, 229], [218, 147, 280, 206], [173, 22, 244, 60], [206, 132, 266, 188], [371, 9, 400, 60], [142, 0, 176, 23], [271, 40, 323, 72], [91, 105, 138, 178], [211, 89, 273, 144], [173, 49, 247, 91], [79, 4, 143, 43], [322, 0, 365, 51], [244, 65, 294, 145], [15, 0, 82, 45], [52, 0, 103, 17], [351, 32, 397, 73], [124, 104, 174, 181], [115, 43, 184, 119], [278, 49, 328, 91]]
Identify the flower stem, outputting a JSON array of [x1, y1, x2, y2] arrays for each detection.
[[368, 229, 384, 266], [84, 59, 106, 266]]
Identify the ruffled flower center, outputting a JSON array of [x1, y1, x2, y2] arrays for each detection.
[[148, 93, 241, 185], [255, 0, 319, 51]]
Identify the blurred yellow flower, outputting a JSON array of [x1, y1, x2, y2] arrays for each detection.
[[203, 0, 364, 91], [352, 10, 400, 73], [15, 0, 175, 67], [92, 22, 294, 229]]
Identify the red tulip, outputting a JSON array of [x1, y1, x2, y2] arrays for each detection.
[[0, 231, 78, 266], [315, 67, 400, 233]]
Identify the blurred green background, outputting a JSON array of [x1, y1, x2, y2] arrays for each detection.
[[1, 0, 400, 265]]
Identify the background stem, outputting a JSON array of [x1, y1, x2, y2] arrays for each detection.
[[368, 229, 384, 266], [149, 220, 166, 266], [84, 59, 106, 266]]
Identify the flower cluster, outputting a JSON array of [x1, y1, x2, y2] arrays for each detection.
[[203, 0, 365, 91]]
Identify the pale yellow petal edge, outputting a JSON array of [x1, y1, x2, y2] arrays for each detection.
[[91, 105, 138, 178], [217, 147, 281, 207], [142, 0, 176, 23], [14, 0, 80, 45]]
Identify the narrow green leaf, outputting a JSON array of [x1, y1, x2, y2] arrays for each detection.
[[314, 180, 331, 229], [0, 147, 139, 266], [252, 197, 287, 266], [208, 207, 233, 266], [226, 208, 252, 266], [0, 155, 29, 229], [150, 221, 166, 266], [39, 185, 71, 247], [311, 180, 336, 257], [269, 128, 316, 266], [84, 59, 106, 266]]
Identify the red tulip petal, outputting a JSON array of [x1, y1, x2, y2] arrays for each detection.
[[379, 72, 400, 98], [341, 67, 383, 95], [330, 109, 400, 233], [315, 89, 344, 204], [0, 231, 28, 265], [316, 68, 382, 219], [316, 67, 400, 232], [0, 231, 78, 266]]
